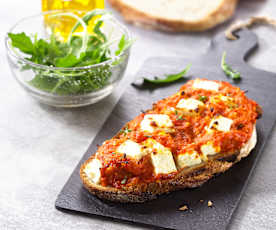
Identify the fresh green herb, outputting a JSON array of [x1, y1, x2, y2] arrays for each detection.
[[228, 104, 238, 109], [115, 35, 134, 56], [221, 52, 241, 80], [175, 110, 185, 120], [176, 115, 185, 121], [8, 32, 34, 55], [69, 9, 107, 40], [198, 95, 208, 103], [144, 64, 191, 84], [119, 126, 132, 135], [121, 176, 128, 185], [8, 10, 133, 95]]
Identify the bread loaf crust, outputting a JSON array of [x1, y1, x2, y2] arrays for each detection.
[[108, 0, 238, 32]]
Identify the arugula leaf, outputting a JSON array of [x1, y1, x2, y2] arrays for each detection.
[[32, 38, 50, 64], [221, 52, 241, 80], [55, 53, 80, 67], [28, 73, 79, 95], [48, 33, 63, 58], [93, 20, 107, 42], [144, 64, 191, 84], [70, 9, 107, 35], [115, 35, 133, 56], [8, 32, 34, 55]]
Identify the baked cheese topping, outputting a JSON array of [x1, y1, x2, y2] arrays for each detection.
[[117, 140, 144, 161], [201, 142, 221, 157], [211, 95, 232, 103], [208, 116, 233, 132], [85, 79, 260, 188], [140, 114, 173, 133], [143, 138, 177, 174], [176, 150, 202, 169], [84, 158, 102, 184], [193, 79, 219, 91], [176, 98, 204, 111]]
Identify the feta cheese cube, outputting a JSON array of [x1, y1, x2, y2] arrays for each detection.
[[209, 116, 233, 132], [201, 142, 221, 158], [140, 114, 173, 133], [176, 151, 202, 169], [117, 140, 144, 160], [176, 98, 204, 111], [84, 158, 102, 184], [143, 139, 177, 175], [193, 80, 219, 91]]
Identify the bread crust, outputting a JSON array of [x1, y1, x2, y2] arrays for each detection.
[[80, 148, 247, 203], [108, 0, 238, 32]]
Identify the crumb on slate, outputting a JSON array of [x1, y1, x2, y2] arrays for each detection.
[[179, 205, 189, 211], [207, 200, 213, 207]]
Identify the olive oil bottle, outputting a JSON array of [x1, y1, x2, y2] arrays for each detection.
[[42, 0, 104, 40]]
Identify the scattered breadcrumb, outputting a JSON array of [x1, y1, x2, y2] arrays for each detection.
[[200, 199, 204, 203], [179, 205, 189, 211], [207, 200, 213, 207]]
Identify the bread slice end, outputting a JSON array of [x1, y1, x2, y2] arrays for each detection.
[[108, 0, 239, 32]]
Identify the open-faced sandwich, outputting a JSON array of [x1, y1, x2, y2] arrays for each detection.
[[80, 79, 262, 203]]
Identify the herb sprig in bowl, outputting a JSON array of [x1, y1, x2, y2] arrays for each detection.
[[6, 10, 132, 107]]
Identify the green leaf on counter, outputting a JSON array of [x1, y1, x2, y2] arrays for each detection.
[[221, 51, 241, 80], [144, 64, 191, 84]]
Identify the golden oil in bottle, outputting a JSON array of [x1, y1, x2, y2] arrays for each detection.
[[42, 0, 104, 40]]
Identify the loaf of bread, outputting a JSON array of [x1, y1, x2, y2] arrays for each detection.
[[108, 0, 238, 32]]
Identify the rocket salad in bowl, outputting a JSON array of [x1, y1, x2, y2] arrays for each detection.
[[5, 10, 133, 107]]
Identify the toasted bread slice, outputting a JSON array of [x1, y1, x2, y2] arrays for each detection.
[[80, 79, 261, 203], [108, 0, 238, 32], [80, 126, 256, 203]]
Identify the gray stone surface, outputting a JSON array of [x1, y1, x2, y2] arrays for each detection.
[[0, 0, 276, 229]]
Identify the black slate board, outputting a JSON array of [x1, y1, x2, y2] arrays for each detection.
[[55, 29, 276, 230]]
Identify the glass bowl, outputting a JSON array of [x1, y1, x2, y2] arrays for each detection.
[[5, 10, 131, 107]]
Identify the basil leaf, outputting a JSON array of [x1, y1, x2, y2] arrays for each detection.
[[144, 64, 191, 84]]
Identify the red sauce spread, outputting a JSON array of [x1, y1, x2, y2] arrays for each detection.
[[94, 79, 260, 188]]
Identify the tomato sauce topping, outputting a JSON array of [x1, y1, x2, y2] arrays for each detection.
[[93, 79, 260, 188]]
